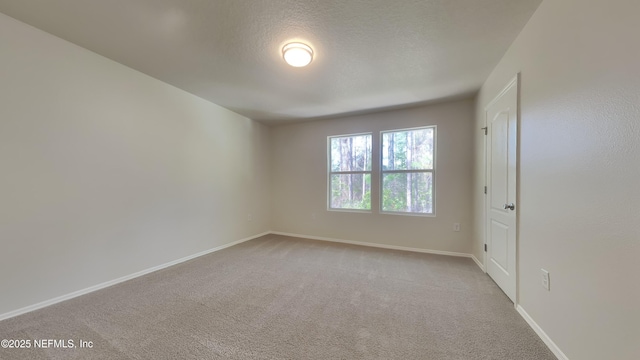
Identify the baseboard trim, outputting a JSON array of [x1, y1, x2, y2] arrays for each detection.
[[2, 230, 567, 360], [470, 254, 485, 272], [270, 231, 476, 259], [516, 305, 568, 360], [0, 232, 269, 322]]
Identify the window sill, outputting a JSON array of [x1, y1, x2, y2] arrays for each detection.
[[380, 211, 436, 217], [327, 208, 372, 214]]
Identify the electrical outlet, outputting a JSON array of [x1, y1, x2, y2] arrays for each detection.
[[541, 269, 550, 290], [248, 213, 253, 222], [453, 223, 461, 232], [311, 212, 317, 220]]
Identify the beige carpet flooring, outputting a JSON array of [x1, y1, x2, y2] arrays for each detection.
[[0, 234, 556, 359]]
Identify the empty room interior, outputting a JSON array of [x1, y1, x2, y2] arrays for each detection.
[[0, 0, 638, 359]]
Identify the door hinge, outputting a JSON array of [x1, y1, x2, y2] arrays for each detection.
[[481, 127, 488, 135], [484, 186, 487, 194], [484, 244, 487, 252]]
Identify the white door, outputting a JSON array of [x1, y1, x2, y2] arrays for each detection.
[[485, 76, 518, 303]]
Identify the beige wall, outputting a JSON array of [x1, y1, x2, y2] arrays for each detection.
[[472, 0, 640, 359], [271, 99, 475, 254], [0, 14, 271, 316], [4, 1, 639, 357]]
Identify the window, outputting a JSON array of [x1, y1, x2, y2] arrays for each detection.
[[327, 127, 435, 215], [381, 126, 435, 215], [328, 133, 372, 210]]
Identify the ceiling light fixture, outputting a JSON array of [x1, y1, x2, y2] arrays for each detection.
[[282, 42, 313, 67]]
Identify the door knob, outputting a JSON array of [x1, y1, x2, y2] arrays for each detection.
[[503, 203, 515, 211]]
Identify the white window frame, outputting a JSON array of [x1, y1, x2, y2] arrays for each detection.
[[380, 125, 436, 216], [327, 132, 372, 212]]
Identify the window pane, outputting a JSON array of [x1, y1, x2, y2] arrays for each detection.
[[382, 128, 434, 170], [330, 174, 371, 210], [330, 134, 372, 172], [382, 172, 433, 213]]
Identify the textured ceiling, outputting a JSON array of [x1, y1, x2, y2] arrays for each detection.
[[0, 0, 541, 124]]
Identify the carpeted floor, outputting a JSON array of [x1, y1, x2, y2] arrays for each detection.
[[0, 234, 556, 359]]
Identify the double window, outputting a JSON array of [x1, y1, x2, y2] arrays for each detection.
[[328, 126, 436, 215]]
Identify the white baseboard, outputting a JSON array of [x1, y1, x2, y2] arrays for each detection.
[[2, 230, 567, 360], [516, 305, 568, 360], [0, 232, 269, 322], [270, 231, 476, 259], [470, 254, 485, 272]]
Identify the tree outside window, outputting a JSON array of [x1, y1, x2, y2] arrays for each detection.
[[328, 126, 435, 215], [328, 134, 372, 210], [381, 127, 435, 214]]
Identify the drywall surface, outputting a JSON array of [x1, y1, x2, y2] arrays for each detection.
[[271, 99, 474, 253], [0, 13, 271, 316], [473, 0, 640, 358], [0, 0, 542, 123]]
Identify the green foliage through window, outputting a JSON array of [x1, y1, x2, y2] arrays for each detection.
[[328, 127, 435, 215], [329, 134, 372, 210], [381, 127, 435, 214]]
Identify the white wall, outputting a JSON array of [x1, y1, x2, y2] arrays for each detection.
[[271, 99, 474, 253], [0, 13, 271, 317], [472, 0, 640, 359]]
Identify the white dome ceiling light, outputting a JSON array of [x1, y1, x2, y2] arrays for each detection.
[[282, 42, 313, 67]]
